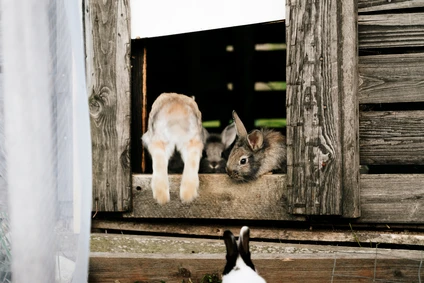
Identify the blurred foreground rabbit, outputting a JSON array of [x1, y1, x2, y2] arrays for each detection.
[[226, 111, 287, 182], [222, 226, 266, 283], [142, 93, 204, 204]]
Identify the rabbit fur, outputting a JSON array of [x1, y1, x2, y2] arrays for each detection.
[[199, 123, 236, 173], [222, 226, 266, 283], [226, 111, 287, 182], [142, 93, 204, 204]]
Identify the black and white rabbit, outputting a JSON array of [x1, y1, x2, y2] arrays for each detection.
[[222, 226, 266, 283], [199, 123, 236, 173], [226, 111, 287, 182], [142, 93, 204, 204]]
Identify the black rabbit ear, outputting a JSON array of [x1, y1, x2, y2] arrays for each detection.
[[232, 111, 248, 138], [223, 230, 238, 275], [223, 230, 237, 257], [247, 130, 264, 151], [238, 226, 256, 272]]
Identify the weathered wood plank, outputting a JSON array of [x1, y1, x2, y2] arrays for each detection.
[[91, 220, 424, 246], [358, 13, 424, 49], [358, 53, 424, 104], [126, 174, 424, 224], [360, 174, 424, 223], [85, 0, 132, 211], [359, 111, 424, 165], [286, 1, 359, 215], [125, 174, 304, 221], [340, 0, 361, 219], [89, 234, 424, 283], [358, 0, 424, 13]]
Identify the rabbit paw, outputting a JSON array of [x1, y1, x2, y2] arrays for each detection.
[[151, 175, 170, 204], [179, 175, 199, 203]]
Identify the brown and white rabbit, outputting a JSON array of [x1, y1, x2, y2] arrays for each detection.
[[226, 111, 287, 182], [142, 93, 205, 204], [222, 226, 266, 283], [199, 123, 236, 173]]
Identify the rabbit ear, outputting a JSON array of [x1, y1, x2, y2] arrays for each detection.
[[202, 127, 209, 144], [247, 130, 264, 151], [223, 230, 238, 275], [238, 226, 250, 255], [232, 110, 247, 138], [221, 122, 237, 149], [238, 226, 256, 272]]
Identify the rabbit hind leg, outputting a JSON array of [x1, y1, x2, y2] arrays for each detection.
[[149, 140, 173, 204], [179, 138, 203, 203]]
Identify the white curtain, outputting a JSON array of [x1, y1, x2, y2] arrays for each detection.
[[0, 0, 92, 282]]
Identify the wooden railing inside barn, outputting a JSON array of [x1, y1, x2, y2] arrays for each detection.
[[85, 0, 424, 282]]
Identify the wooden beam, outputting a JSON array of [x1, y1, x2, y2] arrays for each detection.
[[91, 220, 424, 247], [358, 0, 424, 13], [89, 234, 424, 283], [85, 0, 132, 211], [125, 174, 304, 221], [130, 40, 146, 174], [359, 53, 424, 104], [359, 111, 424, 165], [359, 13, 424, 49], [286, 0, 360, 216], [125, 174, 424, 224], [360, 174, 424, 223]]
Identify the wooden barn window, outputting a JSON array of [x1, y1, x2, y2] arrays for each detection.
[[84, 0, 362, 219], [126, 22, 292, 220]]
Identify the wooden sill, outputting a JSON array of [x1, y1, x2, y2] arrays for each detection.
[[124, 174, 424, 224]]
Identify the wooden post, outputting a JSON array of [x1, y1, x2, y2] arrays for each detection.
[[84, 0, 131, 212], [286, 0, 360, 216]]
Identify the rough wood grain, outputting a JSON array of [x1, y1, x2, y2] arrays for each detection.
[[340, 0, 361, 219], [360, 174, 424, 223], [125, 174, 304, 221], [89, 235, 424, 283], [358, 0, 424, 13], [286, 1, 359, 216], [91, 220, 424, 246], [126, 174, 424, 224], [358, 13, 424, 49], [85, 0, 132, 211], [359, 111, 424, 165], [359, 53, 424, 104]]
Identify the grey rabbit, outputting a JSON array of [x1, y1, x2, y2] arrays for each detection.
[[226, 111, 287, 182], [167, 124, 236, 174], [199, 123, 237, 173]]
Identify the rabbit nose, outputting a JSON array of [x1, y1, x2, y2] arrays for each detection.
[[211, 161, 218, 169]]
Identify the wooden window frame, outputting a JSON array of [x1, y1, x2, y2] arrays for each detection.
[[85, 1, 424, 224]]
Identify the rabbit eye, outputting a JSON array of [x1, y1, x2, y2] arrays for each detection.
[[240, 158, 247, 165]]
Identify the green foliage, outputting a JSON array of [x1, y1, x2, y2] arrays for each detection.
[[255, 118, 286, 128], [201, 273, 221, 283], [202, 120, 221, 128]]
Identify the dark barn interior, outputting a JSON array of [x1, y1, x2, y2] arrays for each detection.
[[131, 21, 287, 173]]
